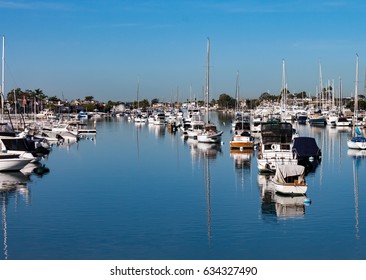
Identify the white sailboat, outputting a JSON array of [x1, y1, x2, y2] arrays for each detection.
[[347, 54, 366, 149], [197, 37, 223, 144]]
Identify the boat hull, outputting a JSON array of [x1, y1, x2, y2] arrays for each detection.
[[347, 138, 366, 150], [230, 135, 253, 149], [197, 131, 223, 143], [272, 180, 308, 195], [0, 156, 32, 172]]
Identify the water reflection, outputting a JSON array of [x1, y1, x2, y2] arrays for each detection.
[[184, 138, 223, 245], [0, 172, 30, 194], [1, 171, 31, 260], [347, 150, 365, 240], [0, 161, 51, 260], [148, 123, 166, 138], [185, 138, 222, 160], [258, 174, 309, 219], [229, 150, 252, 169]]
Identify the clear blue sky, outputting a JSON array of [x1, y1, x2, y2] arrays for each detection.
[[1, 0, 366, 102]]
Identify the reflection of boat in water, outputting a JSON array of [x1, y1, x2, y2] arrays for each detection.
[[148, 124, 166, 138], [258, 174, 309, 219], [186, 138, 222, 160], [20, 162, 50, 177], [274, 193, 307, 218], [1, 172, 31, 259], [347, 149, 366, 158], [0, 171, 30, 193], [353, 157, 360, 239], [230, 149, 252, 169], [203, 147, 212, 244], [348, 150, 362, 239]]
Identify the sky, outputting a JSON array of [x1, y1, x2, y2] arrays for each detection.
[[1, 0, 366, 103]]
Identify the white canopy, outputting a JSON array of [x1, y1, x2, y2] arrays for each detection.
[[274, 165, 305, 184]]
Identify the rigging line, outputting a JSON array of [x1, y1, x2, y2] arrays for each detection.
[[4, 60, 23, 91]]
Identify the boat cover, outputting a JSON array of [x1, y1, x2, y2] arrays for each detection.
[[351, 136, 366, 143], [292, 137, 321, 157], [274, 165, 305, 184]]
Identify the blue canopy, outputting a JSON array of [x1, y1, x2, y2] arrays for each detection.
[[292, 137, 321, 158]]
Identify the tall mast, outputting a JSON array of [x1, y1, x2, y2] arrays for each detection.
[[1, 35, 4, 115], [354, 54, 359, 120], [339, 76, 342, 112], [235, 70, 240, 113], [136, 77, 140, 109], [281, 59, 286, 110], [319, 62, 323, 111], [205, 37, 210, 123]]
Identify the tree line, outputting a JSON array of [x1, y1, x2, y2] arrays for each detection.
[[3, 87, 364, 113]]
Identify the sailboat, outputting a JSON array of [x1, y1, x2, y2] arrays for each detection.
[[347, 54, 366, 150], [230, 71, 254, 150], [197, 37, 223, 144]]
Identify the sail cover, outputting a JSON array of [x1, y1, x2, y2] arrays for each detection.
[[356, 126, 362, 136], [273, 165, 305, 184]]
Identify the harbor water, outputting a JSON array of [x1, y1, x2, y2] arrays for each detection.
[[1, 112, 365, 260]]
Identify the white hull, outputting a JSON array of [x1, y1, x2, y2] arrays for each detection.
[[0, 156, 32, 171], [273, 181, 308, 195], [197, 131, 223, 143], [347, 138, 366, 150]]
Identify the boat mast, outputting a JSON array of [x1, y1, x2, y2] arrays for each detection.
[[205, 37, 210, 123], [136, 77, 140, 109], [319, 62, 323, 111], [281, 59, 286, 112], [339, 76, 342, 112], [354, 54, 359, 130], [1, 35, 4, 116]]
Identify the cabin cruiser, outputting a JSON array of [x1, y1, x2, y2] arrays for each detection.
[[257, 121, 297, 173]]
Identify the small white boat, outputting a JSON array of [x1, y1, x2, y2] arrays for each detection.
[[336, 117, 351, 127], [272, 165, 308, 195], [197, 123, 223, 143], [153, 113, 166, 125], [347, 135, 366, 150]]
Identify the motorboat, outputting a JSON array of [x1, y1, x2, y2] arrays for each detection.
[[197, 123, 223, 143], [308, 113, 326, 126], [272, 164, 308, 195], [335, 117, 351, 127], [257, 121, 297, 173], [230, 121, 254, 150]]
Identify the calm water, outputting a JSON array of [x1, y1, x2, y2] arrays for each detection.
[[1, 113, 365, 260]]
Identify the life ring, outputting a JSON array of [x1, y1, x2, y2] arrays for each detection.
[[271, 144, 276, 150]]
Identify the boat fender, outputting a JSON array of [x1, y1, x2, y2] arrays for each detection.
[[271, 144, 276, 150], [304, 198, 312, 205]]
